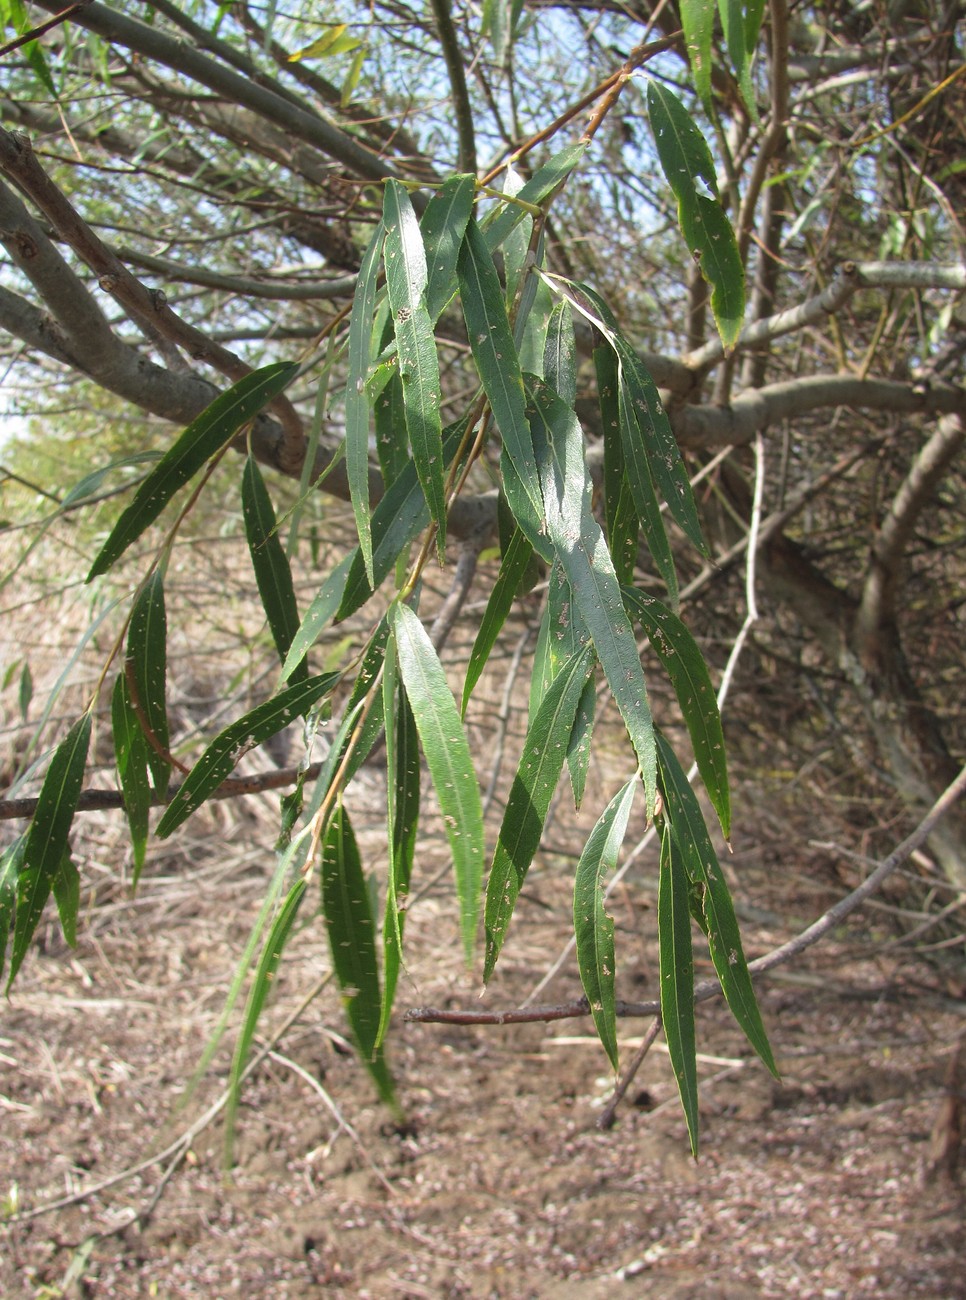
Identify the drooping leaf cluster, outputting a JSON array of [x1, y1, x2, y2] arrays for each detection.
[[1, 23, 777, 1155]]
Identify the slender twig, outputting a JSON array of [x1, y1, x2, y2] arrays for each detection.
[[0, 0, 91, 57], [598, 1016, 662, 1130], [428, 0, 476, 176]]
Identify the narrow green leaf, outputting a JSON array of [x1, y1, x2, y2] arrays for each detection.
[[656, 733, 777, 1077], [88, 362, 298, 578], [377, 648, 419, 1049], [549, 275, 706, 556], [573, 779, 637, 1071], [112, 674, 151, 882], [680, 0, 715, 109], [527, 378, 658, 815], [156, 674, 340, 838], [281, 553, 354, 681], [341, 43, 367, 107], [8, 712, 91, 989], [321, 804, 398, 1108], [384, 181, 447, 557], [483, 142, 587, 252], [647, 80, 745, 349], [623, 588, 731, 838], [391, 604, 485, 963], [597, 345, 639, 587], [719, 0, 762, 117], [336, 418, 469, 623], [126, 570, 171, 796], [242, 456, 306, 682], [567, 674, 596, 810], [458, 218, 545, 531], [484, 649, 593, 980], [461, 526, 534, 716], [52, 853, 80, 948], [374, 370, 409, 485], [345, 221, 385, 586], [617, 376, 679, 604], [658, 818, 700, 1156], [18, 662, 32, 722], [0, 836, 25, 984], [225, 877, 307, 1166], [543, 300, 577, 407], [421, 173, 476, 323]]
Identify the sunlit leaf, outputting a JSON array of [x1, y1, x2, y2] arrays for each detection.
[[156, 674, 340, 838], [483, 142, 587, 252], [656, 733, 777, 1077], [391, 603, 484, 963], [484, 648, 593, 980], [574, 778, 636, 1071], [242, 455, 306, 682], [527, 377, 658, 815], [345, 221, 385, 586], [458, 217, 545, 535], [658, 818, 699, 1156], [88, 362, 298, 578], [321, 804, 398, 1108], [281, 553, 354, 681], [680, 0, 715, 109], [7, 712, 91, 989], [384, 180, 447, 556], [647, 80, 745, 349], [624, 587, 731, 838], [421, 173, 476, 323], [543, 299, 576, 407]]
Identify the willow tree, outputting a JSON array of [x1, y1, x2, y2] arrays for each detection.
[[1, 1, 963, 1147]]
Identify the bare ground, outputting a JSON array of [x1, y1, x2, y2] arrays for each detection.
[[2, 791, 964, 1299]]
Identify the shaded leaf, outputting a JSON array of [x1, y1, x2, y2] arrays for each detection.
[[225, 877, 307, 1166], [377, 640, 418, 1048], [617, 375, 678, 604], [656, 733, 777, 1077], [52, 852, 80, 948], [321, 804, 398, 1108], [8, 712, 91, 988], [157, 674, 340, 838], [623, 587, 731, 839], [391, 604, 484, 963], [88, 362, 298, 578], [0, 836, 25, 985], [574, 779, 636, 1071], [462, 525, 534, 716], [647, 80, 745, 349], [596, 345, 639, 586], [567, 673, 596, 810], [126, 569, 171, 795], [242, 455, 306, 682], [484, 649, 593, 979], [112, 673, 151, 882], [658, 818, 699, 1156]]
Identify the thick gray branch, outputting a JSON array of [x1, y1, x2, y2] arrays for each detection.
[[31, 0, 412, 192]]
